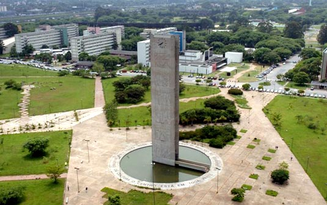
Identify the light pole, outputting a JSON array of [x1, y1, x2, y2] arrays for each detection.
[[216, 167, 221, 194], [74, 167, 80, 193], [83, 139, 90, 163]]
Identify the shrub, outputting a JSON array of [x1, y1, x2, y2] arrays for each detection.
[[108, 195, 121, 205], [268, 148, 276, 153], [262, 156, 272, 161], [249, 174, 259, 180], [266, 190, 278, 197], [247, 144, 255, 149], [271, 169, 289, 184], [241, 184, 252, 190], [0, 186, 25, 205], [256, 164, 266, 170], [23, 138, 49, 157], [57, 70, 69, 76], [242, 83, 251, 90], [231, 188, 245, 202], [240, 129, 247, 133], [228, 88, 243, 95]]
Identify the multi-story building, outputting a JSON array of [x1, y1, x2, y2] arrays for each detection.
[[14, 23, 79, 53], [70, 33, 117, 61], [15, 30, 62, 53], [0, 27, 7, 40], [140, 27, 178, 39], [137, 39, 150, 67]]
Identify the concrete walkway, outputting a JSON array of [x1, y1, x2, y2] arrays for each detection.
[[0, 173, 67, 181], [94, 76, 105, 108], [64, 90, 326, 205]]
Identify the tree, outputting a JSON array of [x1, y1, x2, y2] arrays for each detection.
[[41, 44, 49, 49], [121, 36, 144, 51], [257, 21, 273, 33], [242, 83, 251, 90], [298, 89, 305, 95], [231, 188, 245, 202], [0, 40, 4, 55], [0, 186, 25, 205], [104, 100, 118, 126], [97, 55, 125, 71], [22, 44, 35, 57], [273, 47, 292, 60], [299, 48, 321, 60], [187, 41, 208, 52], [317, 24, 327, 45], [46, 164, 65, 183], [92, 62, 105, 74], [23, 138, 49, 157], [293, 72, 310, 85], [179, 82, 186, 95], [284, 21, 304, 39], [78, 52, 89, 61], [64, 51, 72, 62], [3, 23, 19, 37], [258, 85, 264, 90], [263, 51, 281, 65], [276, 74, 284, 81], [271, 112, 282, 128], [253, 48, 271, 64], [199, 18, 214, 29], [140, 8, 147, 15], [271, 169, 289, 184]]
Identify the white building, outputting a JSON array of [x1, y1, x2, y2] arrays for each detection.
[[140, 27, 177, 39], [0, 6, 7, 12], [70, 33, 117, 61], [2, 37, 15, 54], [14, 24, 79, 53], [137, 39, 150, 66], [15, 30, 61, 53], [83, 25, 124, 50], [225, 52, 243, 64]]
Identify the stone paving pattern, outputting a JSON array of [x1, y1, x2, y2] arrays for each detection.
[[64, 90, 326, 205]]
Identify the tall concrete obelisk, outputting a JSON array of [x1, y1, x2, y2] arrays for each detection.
[[151, 35, 179, 166]]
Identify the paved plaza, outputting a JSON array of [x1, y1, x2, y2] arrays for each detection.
[[63, 90, 326, 205]]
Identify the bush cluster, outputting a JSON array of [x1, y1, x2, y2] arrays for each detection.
[[113, 75, 150, 103], [179, 96, 240, 126], [228, 88, 243, 95], [4, 79, 22, 91], [0, 186, 25, 205], [179, 125, 237, 148]]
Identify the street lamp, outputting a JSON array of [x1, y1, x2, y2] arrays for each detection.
[[216, 167, 221, 194], [83, 139, 90, 163], [74, 167, 80, 193]]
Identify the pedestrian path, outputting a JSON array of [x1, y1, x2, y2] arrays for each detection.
[[0, 173, 67, 182], [94, 76, 105, 108]]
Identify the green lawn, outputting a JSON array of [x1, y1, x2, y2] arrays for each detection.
[[102, 77, 219, 105], [0, 87, 22, 119], [238, 66, 263, 82], [102, 187, 172, 205], [28, 76, 94, 115], [0, 130, 72, 176], [0, 179, 65, 205], [116, 99, 206, 127], [285, 82, 310, 90], [0, 64, 57, 76], [231, 95, 251, 109], [265, 96, 327, 199]]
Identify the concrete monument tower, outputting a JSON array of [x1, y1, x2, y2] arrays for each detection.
[[150, 34, 179, 166]]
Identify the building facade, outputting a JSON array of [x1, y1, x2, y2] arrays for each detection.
[[137, 39, 150, 67], [320, 48, 327, 81], [70, 33, 117, 61], [14, 24, 79, 53]]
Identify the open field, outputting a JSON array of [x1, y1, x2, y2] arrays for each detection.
[[102, 77, 219, 105], [0, 64, 57, 76], [0, 130, 72, 176], [0, 179, 65, 205], [0, 76, 95, 116], [265, 96, 327, 199], [0, 88, 22, 119], [102, 187, 172, 205], [238, 66, 263, 82], [116, 98, 206, 127]]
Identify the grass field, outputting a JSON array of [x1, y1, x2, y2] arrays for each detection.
[[116, 98, 206, 127], [238, 66, 263, 82], [102, 77, 219, 105], [0, 130, 72, 176], [285, 82, 310, 90], [0, 179, 65, 205], [102, 187, 172, 205], [265, 96, 327, 199], [0, 88, 22, 119], [0, 64, 57, 76]]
